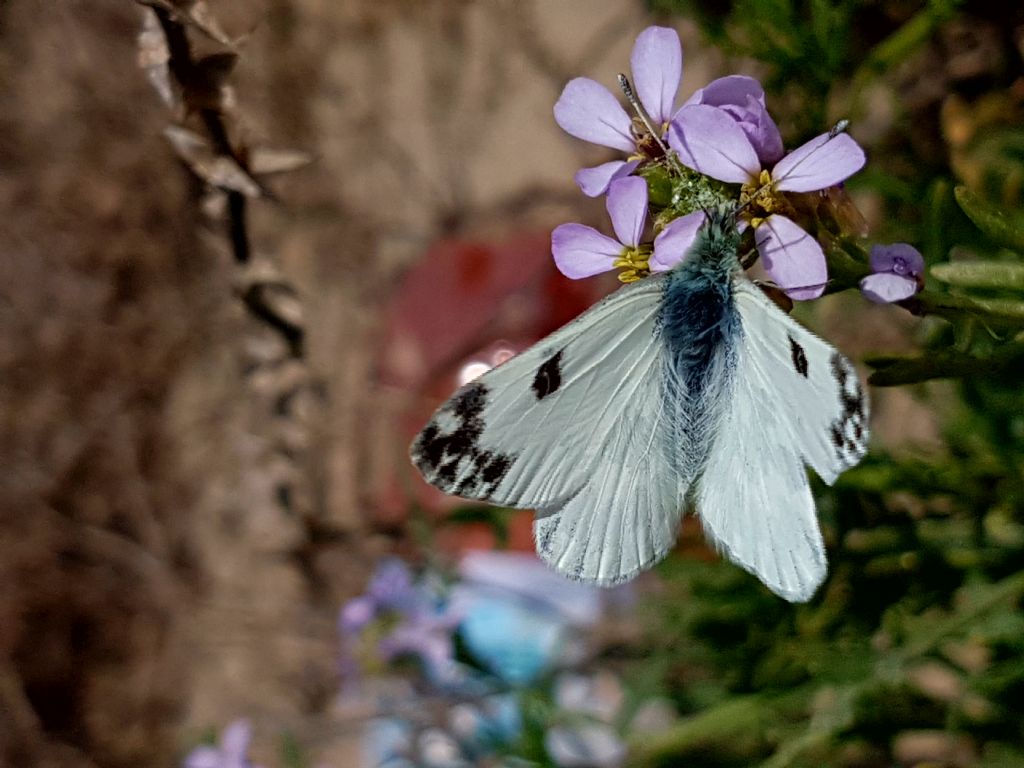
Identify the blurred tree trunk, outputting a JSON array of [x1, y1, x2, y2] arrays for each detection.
[[0, 2, 377, 765]]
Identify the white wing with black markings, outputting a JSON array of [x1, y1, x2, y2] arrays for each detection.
[[695, 279, 869, 602], [411, 273, 689, 584]]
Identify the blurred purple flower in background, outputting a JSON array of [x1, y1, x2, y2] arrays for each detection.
[[377, 605, 462, 686], [340, 559, 463, 687], [860, 243, 925, 303], [669, 106, 866, 298], [340, 596, 376, 634], [554, 26, 681, 196], [183, 720, 262, 768], [367, 557, 418, 609]]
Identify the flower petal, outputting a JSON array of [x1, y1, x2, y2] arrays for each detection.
[[554, 78, 635, 153], [773, 132, 866, 193], [551, 223, 623, 279], [723, 95, 784, 165], [869, 243, 924, 277], [685, 74, 765, 108], [630, 26, 682, 127], [219, 720, 252, 762], [860, 272, 919, 303], [668, 104, 761, 184], [574, 159, 640, 198], [340, 595, 376, 633], [754, 214, 827, 300], [182, 747, 222, 768], [606, 176, 648, 247], [651, 211, 706, 271]]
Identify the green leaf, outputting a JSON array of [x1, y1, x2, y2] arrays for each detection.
[[930, 261, 1024, 291], [628, 693, 777, 767], [954, 186, 1024, 252], [967, 297, 1024, 320], [866, 341, 1024, 386], [901, 289, 1024, 325]]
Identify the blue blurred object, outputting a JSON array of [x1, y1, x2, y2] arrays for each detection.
[[458, 594, 566, 685], [349, 553, 630, 768]]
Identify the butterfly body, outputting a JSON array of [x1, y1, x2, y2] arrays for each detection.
[[411, 209, 868, 602], [658, 213, 742, 481]]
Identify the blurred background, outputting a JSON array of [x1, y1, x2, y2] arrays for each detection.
[[1, 1, 1022, 767]]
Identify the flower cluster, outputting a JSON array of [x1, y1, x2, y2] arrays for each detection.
[[340, 557, 462, 686], [341, 553, 648, 768], [551, 25, 925, 304]]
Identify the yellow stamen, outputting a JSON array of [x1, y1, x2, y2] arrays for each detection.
[[741, 169, 793, 227], [613, 247, 651, 283]]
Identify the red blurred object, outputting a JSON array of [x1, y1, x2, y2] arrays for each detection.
[[382, 233, 609, 392]]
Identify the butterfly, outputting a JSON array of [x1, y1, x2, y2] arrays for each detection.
[[410, 207, 868, 602]]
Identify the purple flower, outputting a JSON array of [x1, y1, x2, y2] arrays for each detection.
[[668, 105, 866, 299], [553, 177, 691, 281], [377, 601, 462, 685], [183, 720, 262, 768], [860, 243, 924, 303], [339, 595, 376, 634], [554, 26, 682, 196], [649, 211, 708, 273], [684, 76, 784, 166], [366, 558, 417, 610]]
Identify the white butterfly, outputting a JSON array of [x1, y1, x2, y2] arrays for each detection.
[[410, 209, 868, 602]]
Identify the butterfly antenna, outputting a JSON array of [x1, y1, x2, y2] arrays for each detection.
[[616, 73, 686, 175], [829, 118, 850, 139]]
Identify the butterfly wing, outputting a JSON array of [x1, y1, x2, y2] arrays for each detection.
[[411, 273, 688, 584], [532, 375, 688, 584], [695, 279, 869, 602]]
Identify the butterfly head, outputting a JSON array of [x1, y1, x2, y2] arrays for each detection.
[[682, 204, 744, 281]]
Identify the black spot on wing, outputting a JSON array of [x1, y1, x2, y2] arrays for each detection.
[[789, 334, 809, 378], [411, 382, 517, 499], [532, 349, 564, 400], [828, 352, 868, 464]]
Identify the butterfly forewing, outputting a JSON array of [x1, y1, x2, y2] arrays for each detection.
[[733, 281, 869, 481], [411, 274, 670, 510]]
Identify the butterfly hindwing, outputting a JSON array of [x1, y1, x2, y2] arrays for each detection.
[[533, 367, 687, 584], [695, 279, 869, 602]]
